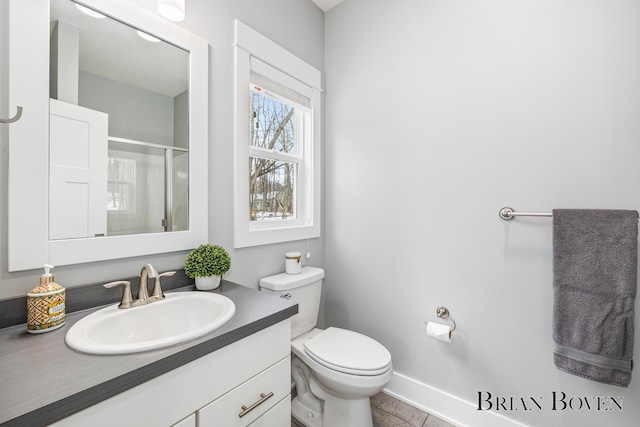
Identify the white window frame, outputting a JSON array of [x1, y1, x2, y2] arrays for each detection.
[[233, 20, 321, 248]]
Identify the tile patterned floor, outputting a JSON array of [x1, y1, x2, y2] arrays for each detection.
[[291, 391, 457, 427]]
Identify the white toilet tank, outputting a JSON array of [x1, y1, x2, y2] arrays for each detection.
[[260, 267, 325, 339]]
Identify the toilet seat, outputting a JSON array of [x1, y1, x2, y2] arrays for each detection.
[[304, 327, 392, 376]]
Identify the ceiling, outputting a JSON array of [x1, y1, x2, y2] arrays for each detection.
[[50, 0, 345, 98], [50, 0, 188, 98], [311, 0, 345, 12]]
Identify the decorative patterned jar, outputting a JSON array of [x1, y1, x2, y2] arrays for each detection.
[[27, 265, 65, 334]]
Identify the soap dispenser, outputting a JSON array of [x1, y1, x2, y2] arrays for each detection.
[[27, 265, 66, 334]]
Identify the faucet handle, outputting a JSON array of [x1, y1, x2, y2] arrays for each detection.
[[103, 281, 133, 309], [150, 271, 176, 300], [159, 271, 177, 278]]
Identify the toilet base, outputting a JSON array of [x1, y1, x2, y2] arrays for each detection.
[[292, 396, 323, 427], [310, 372, 374, 427], [292, 387, 374, 427]]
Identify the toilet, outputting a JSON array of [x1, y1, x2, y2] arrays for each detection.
[[260, 267, 393, 427]]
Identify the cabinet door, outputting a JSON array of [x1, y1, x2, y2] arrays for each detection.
[[198, 356, 290, 426]]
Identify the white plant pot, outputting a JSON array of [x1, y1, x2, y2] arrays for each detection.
[[195, 275, 221, 291]]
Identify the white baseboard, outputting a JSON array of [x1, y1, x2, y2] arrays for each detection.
[[383, 371, 530, 427]]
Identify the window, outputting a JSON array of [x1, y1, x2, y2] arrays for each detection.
[[249, 58, 311, 224], [234, 20, 321, 248], [107, 157, 136, 212]]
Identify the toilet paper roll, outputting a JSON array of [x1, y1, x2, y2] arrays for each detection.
[[426, 321, 452, 343]]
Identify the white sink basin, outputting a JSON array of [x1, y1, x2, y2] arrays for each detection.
[[65, 292, 236, 355]]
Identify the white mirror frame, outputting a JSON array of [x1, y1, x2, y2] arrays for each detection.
[[7, 0, 208, 271]]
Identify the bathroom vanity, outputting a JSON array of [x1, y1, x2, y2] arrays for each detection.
[[0, 281, 297, 427]]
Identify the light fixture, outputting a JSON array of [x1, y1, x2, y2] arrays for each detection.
[[157, 0, 185, 22], [137, 30, 161, 43], [75, 3, 106, 19]]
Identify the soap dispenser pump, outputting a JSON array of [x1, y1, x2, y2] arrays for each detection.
[[27, 265, 66, 334]]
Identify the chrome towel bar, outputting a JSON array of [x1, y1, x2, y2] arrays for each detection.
[[499, 207, 552, 221], [500, 207, 640, 221]]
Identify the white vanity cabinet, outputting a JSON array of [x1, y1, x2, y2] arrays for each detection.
[[52, 320, 291, 427], [197, 356, 290, 425]]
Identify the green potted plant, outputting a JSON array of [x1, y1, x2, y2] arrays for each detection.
[[184, 244, 231, 290]]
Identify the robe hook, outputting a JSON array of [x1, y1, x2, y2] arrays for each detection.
[[0, 106, 23, 124]]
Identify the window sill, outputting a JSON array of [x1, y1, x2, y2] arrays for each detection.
[[234, 223, 320, 248]]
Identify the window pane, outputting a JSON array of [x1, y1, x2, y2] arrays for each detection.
[[250, 89, 296, 155], [250, 157, 296, 221], [106, 158, 135, 211], [107, 182, 133, 211]]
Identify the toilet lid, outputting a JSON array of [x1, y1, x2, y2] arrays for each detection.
[[303, 327, 392, 376]]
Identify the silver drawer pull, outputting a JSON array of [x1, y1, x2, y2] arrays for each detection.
[[238, 391, 274, 418]]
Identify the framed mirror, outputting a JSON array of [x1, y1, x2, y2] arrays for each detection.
[[7, 0, 208, 271]]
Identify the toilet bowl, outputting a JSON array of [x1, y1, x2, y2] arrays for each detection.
[[292, 328, 393, 427], [260, 267, 393, 427]]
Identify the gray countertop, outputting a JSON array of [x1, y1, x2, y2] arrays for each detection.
[[0, 281, 297, 427]]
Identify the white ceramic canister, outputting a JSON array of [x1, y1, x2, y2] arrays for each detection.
[[285, 252, 302, 274]]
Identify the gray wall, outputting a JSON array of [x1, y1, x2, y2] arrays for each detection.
[[79, 71, 176, 145], [0, 0, 324, 298], [324, 0, 640, 426], [174, 90, 188, 149]]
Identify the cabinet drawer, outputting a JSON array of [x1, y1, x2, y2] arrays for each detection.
[[198, 356, 290, 426], [247, 395, 290, 427]]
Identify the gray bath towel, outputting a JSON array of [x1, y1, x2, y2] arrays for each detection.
[[553, 209, 638, 387]]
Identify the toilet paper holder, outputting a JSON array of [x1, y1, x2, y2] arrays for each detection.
[[430, 306, 456, 333]]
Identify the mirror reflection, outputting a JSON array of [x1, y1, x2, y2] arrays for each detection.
[[49, 0, 189, 239]]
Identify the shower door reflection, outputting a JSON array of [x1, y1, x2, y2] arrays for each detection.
[[107, 138, 188, 235]]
